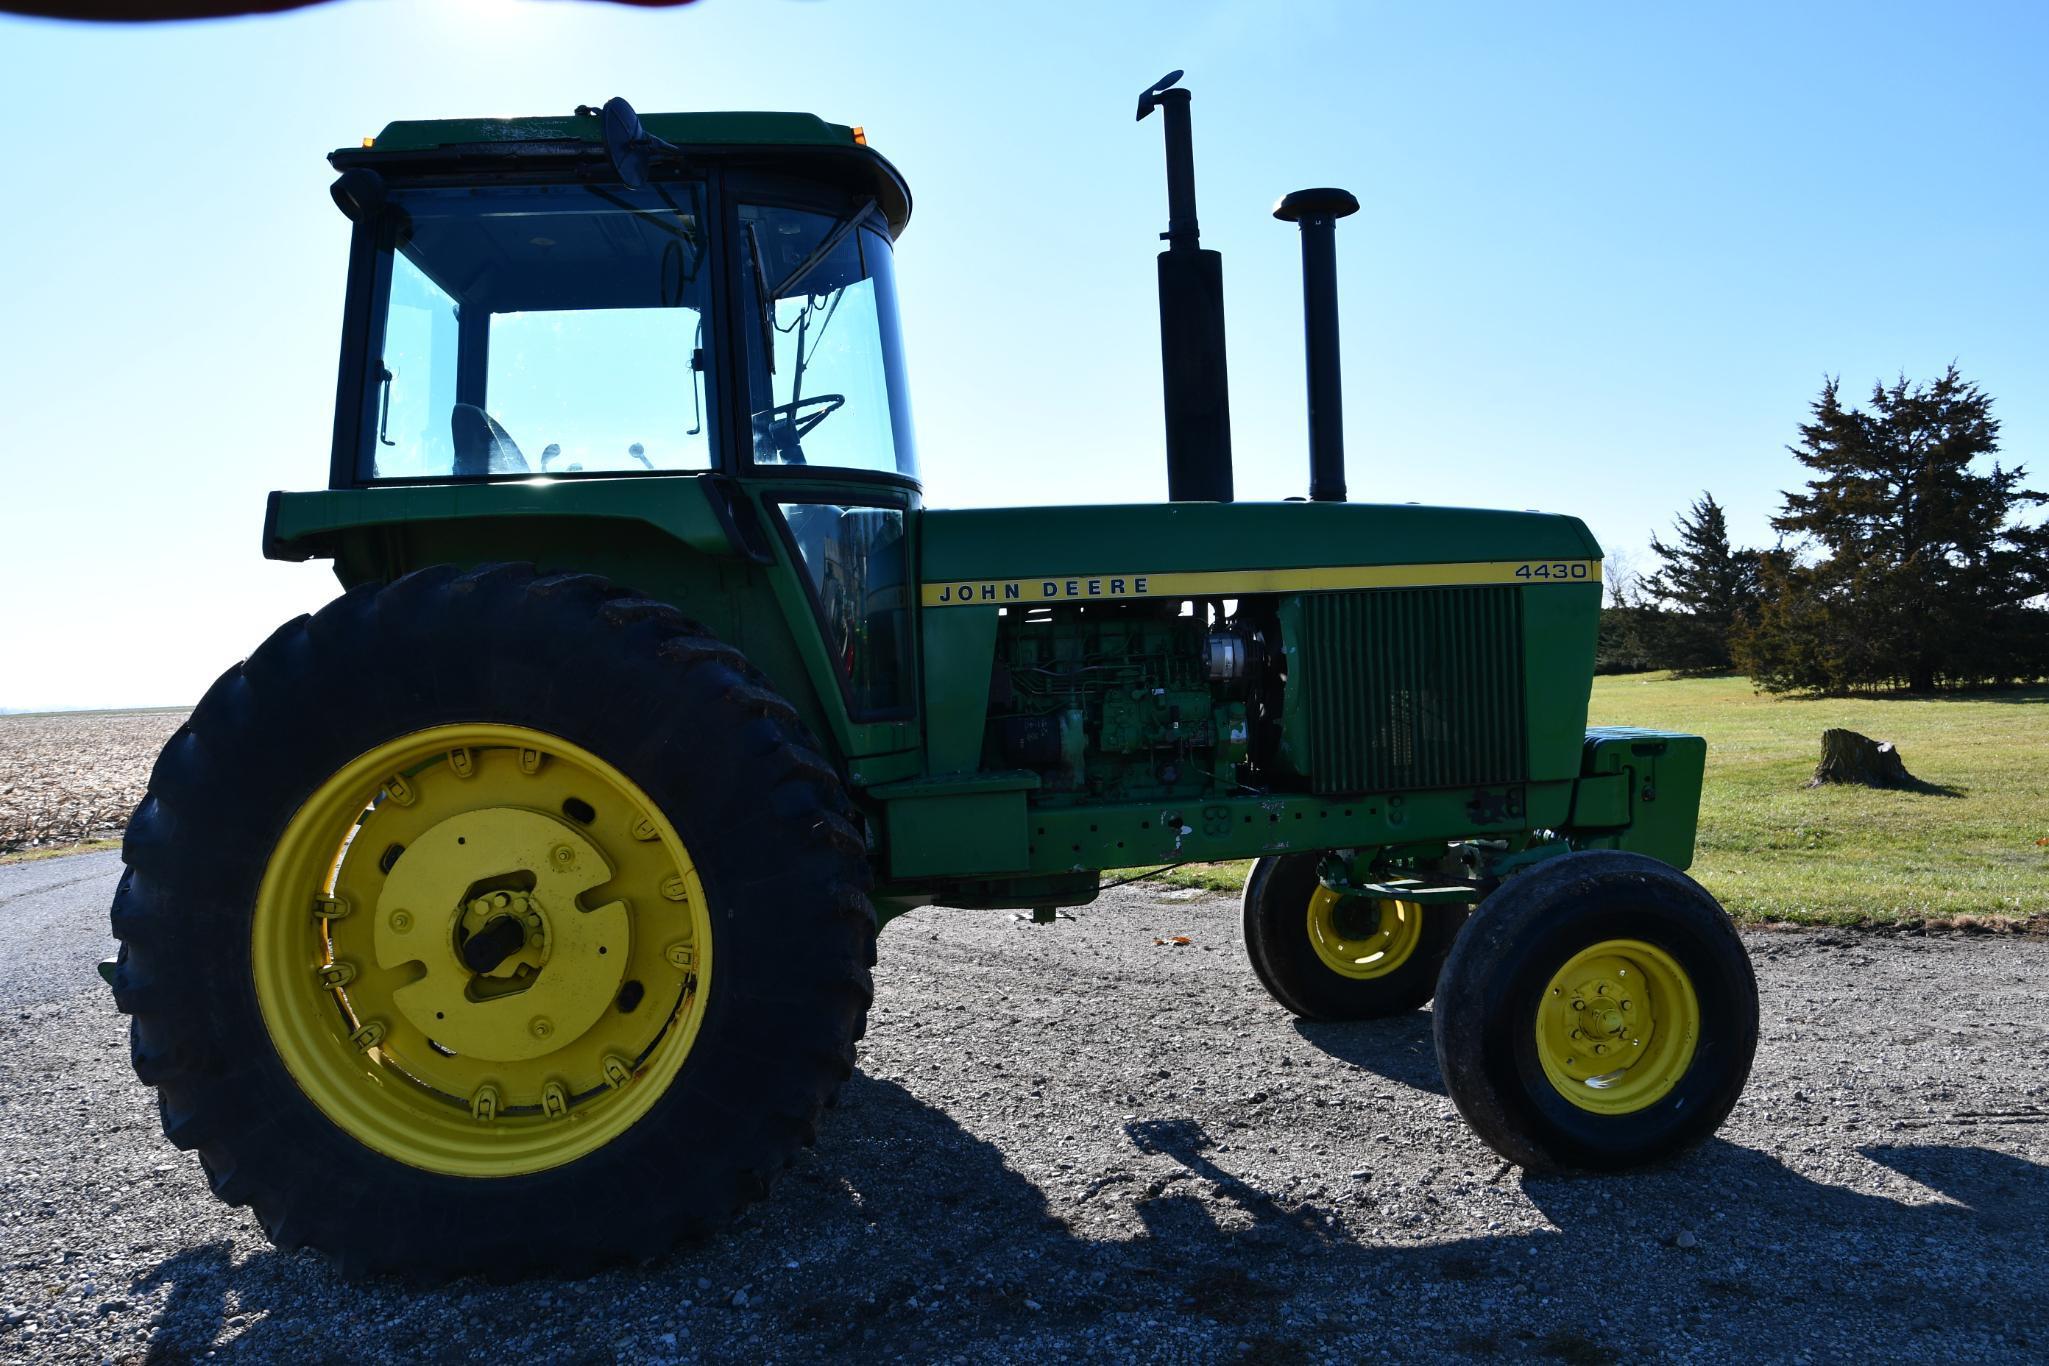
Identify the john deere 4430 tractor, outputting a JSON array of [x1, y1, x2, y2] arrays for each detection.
[[110, 77, 1758, 1278]]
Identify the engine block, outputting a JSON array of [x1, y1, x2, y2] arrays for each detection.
[[986, 606, 1248, 805]]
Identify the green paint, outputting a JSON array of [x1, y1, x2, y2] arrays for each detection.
[[917, 605, 1001, 774], [361, 111, 862, 156], [1573, 728, 1709, 869], [920, 501, 1599, 580], [1521, 583, 1604, 779]]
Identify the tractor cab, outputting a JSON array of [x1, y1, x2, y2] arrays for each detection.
[[304, 106, 924, 741], [326, 107, 916, 489]]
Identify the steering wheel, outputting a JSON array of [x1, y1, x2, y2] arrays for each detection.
[[752, 394, 847, 467]]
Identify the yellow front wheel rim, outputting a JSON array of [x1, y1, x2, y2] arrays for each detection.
[[251, 724, 712, 1177], [1306, 887, 1425, 980], [1534, 938, 1698, 1115]]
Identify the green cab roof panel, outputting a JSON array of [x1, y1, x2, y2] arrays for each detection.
[[338, 109, 910, 232], [358, 110, 862, 155]]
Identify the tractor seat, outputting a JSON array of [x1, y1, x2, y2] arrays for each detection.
[[451, 404, 530, 477]]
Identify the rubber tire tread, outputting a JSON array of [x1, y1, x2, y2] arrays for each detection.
[[1432, 850, 1758, 1173], [108, 563, 876, 1281], [1241, 854, 1466, 1020]]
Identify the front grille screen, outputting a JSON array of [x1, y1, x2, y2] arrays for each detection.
[[1298, 586, 1527, 795]]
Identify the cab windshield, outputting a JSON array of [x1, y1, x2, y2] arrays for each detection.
[[738, 201, 917, 479], [364, 182, 715, 481]]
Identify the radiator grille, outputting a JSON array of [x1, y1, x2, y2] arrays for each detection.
[[1297, 586, 1527, 795]]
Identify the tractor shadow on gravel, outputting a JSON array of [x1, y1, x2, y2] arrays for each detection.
[[129, 1076, 2049, 1362], [1287, 1010, 1448, 1094]]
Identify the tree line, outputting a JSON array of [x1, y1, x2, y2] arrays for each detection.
[[1599, 366, 2048, 692]]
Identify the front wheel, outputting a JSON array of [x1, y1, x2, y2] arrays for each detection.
[[1242, 854, 1466, 1020], [1432, 850, 1758, 1172]]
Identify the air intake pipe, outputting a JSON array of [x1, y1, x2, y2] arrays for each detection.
[[1138, 71, 1234, 503], [1273, 187, 1359, 503]]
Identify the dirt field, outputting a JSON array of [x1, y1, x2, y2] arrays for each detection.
[[0, 710, 186, 854]]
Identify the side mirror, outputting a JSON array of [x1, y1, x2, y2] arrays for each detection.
[[600, 96, 676, 191]]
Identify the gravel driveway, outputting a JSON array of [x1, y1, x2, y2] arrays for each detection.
[[2, 853, 2045, 1363]]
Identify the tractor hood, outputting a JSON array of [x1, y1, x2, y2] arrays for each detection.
[[918, 501, 1601, 608]]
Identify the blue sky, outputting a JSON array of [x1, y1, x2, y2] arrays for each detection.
[[1, 0, 2043, 708]]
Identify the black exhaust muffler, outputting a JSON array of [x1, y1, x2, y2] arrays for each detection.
[[1139, 71, 1234, 503], [1274, 187, 1359, 503]]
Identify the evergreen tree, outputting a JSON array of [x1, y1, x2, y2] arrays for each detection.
[[1595, 556, 1665, 674], [1641, 493, 1761, 672], [1735, 367, 2048, 692]]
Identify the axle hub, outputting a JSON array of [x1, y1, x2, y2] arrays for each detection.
[[374, 806, 628, 1063]]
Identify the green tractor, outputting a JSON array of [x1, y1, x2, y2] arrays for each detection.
[[110, 77, 1758, 1278]]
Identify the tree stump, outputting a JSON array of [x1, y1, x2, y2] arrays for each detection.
[[1808, 728, 1919, 789]]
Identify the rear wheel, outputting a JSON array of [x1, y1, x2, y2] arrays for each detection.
[[1432, 850, 1758, 1172], [111, 564, 875, 1278], [1241, 853, 1466, 1019]]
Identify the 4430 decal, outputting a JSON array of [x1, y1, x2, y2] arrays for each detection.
[[1512, 561, 1593, 582]]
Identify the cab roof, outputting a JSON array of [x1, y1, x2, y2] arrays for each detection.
[[332, 110, 912, 233]]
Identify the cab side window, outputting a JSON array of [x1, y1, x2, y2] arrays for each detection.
[[778, 503, 913, 715]]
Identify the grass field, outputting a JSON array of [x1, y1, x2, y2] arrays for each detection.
[[1147, 674, 2049, 926]]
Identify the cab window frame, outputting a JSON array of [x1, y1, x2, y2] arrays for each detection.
[[331, 172, 731, 490]]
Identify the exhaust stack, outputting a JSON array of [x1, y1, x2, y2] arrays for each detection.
[[1138, 71, 1234, 503], [1273, 187, 1359, 503]]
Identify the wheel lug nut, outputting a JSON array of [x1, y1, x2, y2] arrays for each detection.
[[1594, 1044, 1608, 1055], [1571, 999, 1586, 1012]]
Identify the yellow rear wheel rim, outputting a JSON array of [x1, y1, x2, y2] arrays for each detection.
[[1534, 938, 1698, 1115], [251, 724, 712, 1177], [1305, 887, 1425, 980]]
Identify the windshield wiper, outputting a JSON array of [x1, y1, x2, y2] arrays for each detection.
[[743, 222, 779, 375], [770, 198, 879, 300]]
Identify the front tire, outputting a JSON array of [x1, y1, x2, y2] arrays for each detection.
[[1432, 850, 1758, 1172], [110, 564, 875, 1279], [1242, 853, 1466, 1020]]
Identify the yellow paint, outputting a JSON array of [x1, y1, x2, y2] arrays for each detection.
[[251, 724, 711, 1177], [378, 807, 627, 1063], [920, 559, 1600, 607], [1534, 938, 1699, 1115], [1305, 886, 1425, 980]]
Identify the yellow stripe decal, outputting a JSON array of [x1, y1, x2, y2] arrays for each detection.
[[920, 559, 1600, 607]]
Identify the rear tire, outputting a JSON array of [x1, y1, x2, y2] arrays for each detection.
[[110, 564, 876, 1279], [1432, 850, 1757, 1172], [1242, 853, 1466, 1020]]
